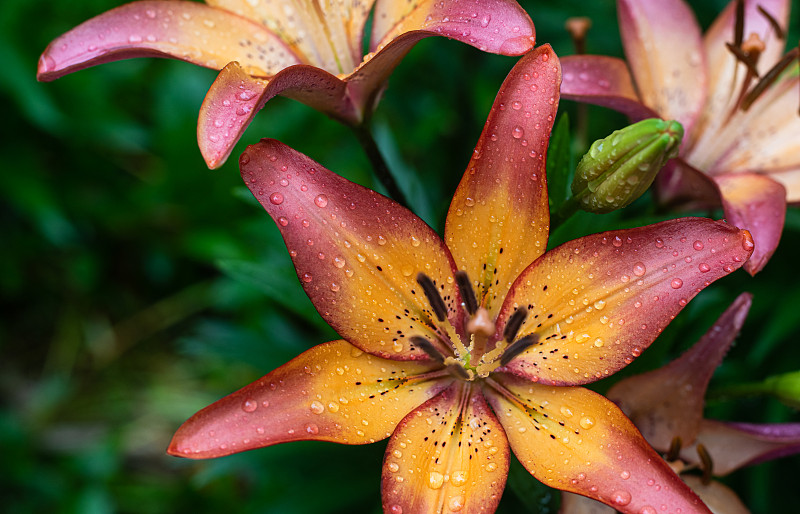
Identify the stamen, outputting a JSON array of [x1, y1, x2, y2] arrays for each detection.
[[455, 271, 478, 315], [741, 46, 800, 111], [416, 273, 447, 322], [725, 40, 760, 77], [502, 307, 528, 342], [666, 436, 682, 462], [757, 5, 785, 40], [734, 0, 744, 48], [696, 444, 714, 485], [410, 336, 444, 363], [565, 17, 592, 55], [447, 362, 471, 380], [499, 334, 539, 367]]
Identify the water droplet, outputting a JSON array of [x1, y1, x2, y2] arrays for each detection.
[[512, 126, 524, 139], [388, 462, 399, 472], [390, 505, 403, 514], [277, 216, 289, 226], [640, 506, 657, 514], [479, 14, 491, 27], [485, 462, 497, 472], [698, 263, 711, 273], [450, 470, 468, 487], [302, 272, 313, 283], [579, 416, 595, 429], [670, 278, 683, 289], [633, 262, 646, 276], [242, 399, 257, 412], [309, 401, 324, 414], [612, 236, 623, 247], [560, 406, 574, 418], [655, 238, 665, 248], [449, 496, 465, 512], [238, 89, 256, 101], [333, 256, 346, 268], [327, 401, 339, 412], [330, 282, 340, 292], [305, 423, 319, 435], [511, 101, 522, 110], [611, 490, 632, 506], [314, 194, 328, 208], [742, 235, 754, 251], [410, 236, 421, 247], [693, 240, 704, 251], [428, 471, 444, 489], [620, 470, 631, 480], [269, 193, 284, 205]]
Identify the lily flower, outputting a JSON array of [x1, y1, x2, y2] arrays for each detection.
[[560, 293, 800, 513], [168, 46, 754, 513], [37, 0, 535, 169], [559, 0, 800, 275]]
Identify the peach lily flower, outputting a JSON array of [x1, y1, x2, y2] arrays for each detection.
[[37, 0, 535, 168], [559, 0, 799, 274], [561, 293, 800, 514], [167, 46, 754, 513]]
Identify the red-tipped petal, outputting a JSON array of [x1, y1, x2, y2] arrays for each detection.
[[37, 1, 301, 81], [716, 173, 786, 275], [444, 45, 559, 316], [371, 0, 535, 55], [608, 293, 753, 452], [239, 140, 463, 361], [617, 0, 706, 132], [381, 384, 509, 514], [682, 419, 800, 476], [199, 62, 355, 169], [496, 218, 754, 385], [485, 377, 710, 513], [560, 55, 658, 121], [168, 340, 449, 458]]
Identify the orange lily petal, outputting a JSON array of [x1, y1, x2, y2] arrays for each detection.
[[207, 0, 372, 73], [608, 293, 753, 453], [239, 139, 464, 361], [682, 419, 800, 476], [560, 55, 659, 121], [381, 383, 509, 514], [168, 339, 450, 458], [36, 1, 301, 81], [691, 0, 790, 145], [485, 376, 710, 513], [495, 218, 754, 385], [716, 173, 786, 274], [371, 0, 535, 55], [198, 62, 355, 169], [444, 45, 558, 316], [681, 476, 749, 514], [617, 0, 706, 132]]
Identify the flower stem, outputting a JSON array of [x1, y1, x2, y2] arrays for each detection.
[[550, 194, 581, 230], [351, 122, 410, 208]]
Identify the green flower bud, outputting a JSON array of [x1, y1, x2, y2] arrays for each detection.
[[572, 118, 683, 213], [764, 370, 800, 409]]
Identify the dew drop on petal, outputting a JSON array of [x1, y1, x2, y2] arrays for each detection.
[[579, 416, 595, 429], [670, 278, 683, 289], [512, 126, 524, 139], [269, 192, 284, 205], [428, 471, 444, 489], [632, 262, 646, 276], [698, 263, 711, 273], [693, 240, 704, 251], [309, 401, 324, 414], [314, 194, 328, 208], [241, 399, 257, 413], [612, 490, 632, 506]]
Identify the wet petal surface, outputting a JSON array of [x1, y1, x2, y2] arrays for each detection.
[[37, 1, 301, 81], [240, 140, 462, 360], [445, 45, 558, 316], [496, 218, 753, 385], [168, 340, 449, 458], [382, 383, 508, 514], [486, 376, 709, 513]]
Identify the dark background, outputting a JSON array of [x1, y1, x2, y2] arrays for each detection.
[[2, 0, 799, 512]]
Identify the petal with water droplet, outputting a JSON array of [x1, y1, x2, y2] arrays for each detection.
[[559, 55, 658, 121], [716, 173, 785, 275], [36, 1, 301, 82], [240, 140, 463, 361], [381, 383, 508, 514], [168, 340, 449, 459], [608, 293, 752, 452], [199, 62, 355, 168], [444, 45, 558, 317], [371, 0, 534, 55], [617, 0, 706, 132], [496, 218, 753, 385], [484, 376, 710, 513]]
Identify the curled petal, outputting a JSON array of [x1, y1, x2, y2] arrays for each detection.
[[381, 384, 508, 514], [485, 376, 709, 513], [37, 1, 301, 81], [371, 0, 535, 55], [240, 140, 463, 361], [608, 293, 753, 452], [168, 340, 449, 458], [496, 218, 754, 385], [199, 62, 355, 168], [617, 0, 706, 132], [682, 419, 800, 476], [654, 159, 721, 210], [560, 55, 658, 121], [444, 45, 559, 316], [716, 173, 786, 274]]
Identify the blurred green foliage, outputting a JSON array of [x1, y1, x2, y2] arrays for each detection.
[[2, 0, 799, 512]]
